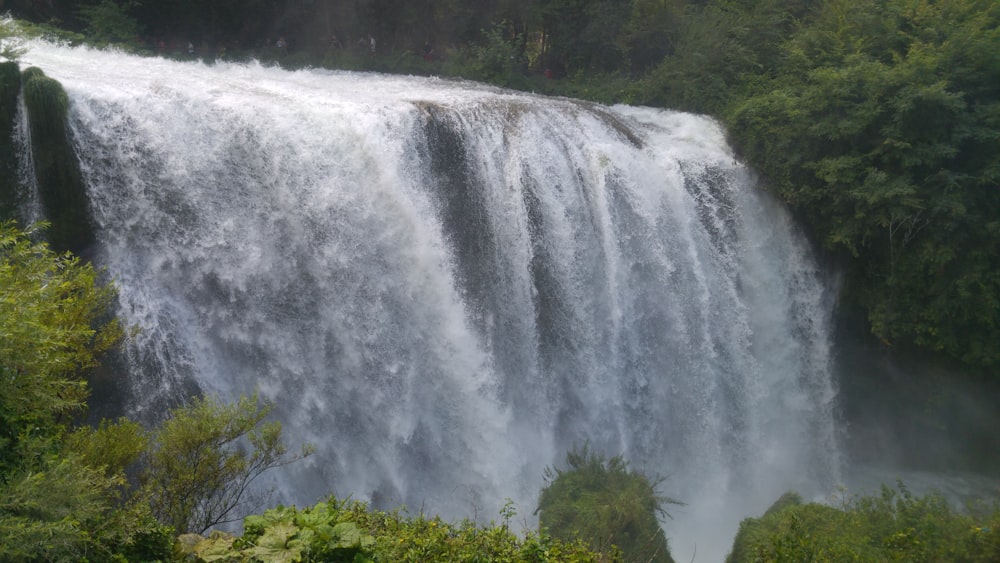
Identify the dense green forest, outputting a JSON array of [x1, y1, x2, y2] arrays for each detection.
[[5, 0, 997, 370]]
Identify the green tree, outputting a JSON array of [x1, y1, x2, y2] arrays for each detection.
[[0, 221, 171, 562], [726, 0, 1000, 368], [636, 0, 801, 114], [618, 0, 683, 75], [537, 446, 680, 563], [0, 221, 312, 556], [140, 393, 313, 534], [534, 0, 633, 75], [77, 0, 143, 45], [457, 22, 527, 86], [0, 221, 122, 476]]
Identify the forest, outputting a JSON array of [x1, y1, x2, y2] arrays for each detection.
[[5, 0, 997, 370], [1, 0, 1000, 561]]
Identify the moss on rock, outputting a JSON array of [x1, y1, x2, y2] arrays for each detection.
[[21, 66, 94, 254]]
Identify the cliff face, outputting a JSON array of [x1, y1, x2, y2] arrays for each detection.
[[0, 61, 20, 219]]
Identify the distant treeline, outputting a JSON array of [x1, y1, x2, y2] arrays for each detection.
[[3, 0, 683, 76], [5, 0, 1000, 371]]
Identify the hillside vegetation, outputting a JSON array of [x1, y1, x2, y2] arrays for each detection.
[[726, 487, 1000, 562]]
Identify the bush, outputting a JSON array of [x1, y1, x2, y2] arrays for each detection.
[[536, 446, 680, 563], [727, 484, 1000, 562], [141, 394, 313, 534], [177, 497, 608, 562]]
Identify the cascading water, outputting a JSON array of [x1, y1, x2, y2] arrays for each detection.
[[19, 42, 841, 561], [12, 92, 42, 224]]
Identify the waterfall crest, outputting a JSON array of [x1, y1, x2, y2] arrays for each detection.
[[20, 42, 840, 561]]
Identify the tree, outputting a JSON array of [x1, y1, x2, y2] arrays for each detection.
[[726, 0, 1000, 368], [635, 0, 799, 113], [618, 0, 682, 75], [537, 446, 681, 563], [140, 393, 313, 534], [1, 221, 312, 555], [535, 0, 632, 75], [0, 220, 122, 476], [0, 221, 171, 562], [76, 0, 143, 45]]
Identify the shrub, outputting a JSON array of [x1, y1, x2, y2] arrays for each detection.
[[176, 497, 608, 562], [727, 484, 1000, 562], [536, 446, 680, 563], [140, 394, 314, 534]]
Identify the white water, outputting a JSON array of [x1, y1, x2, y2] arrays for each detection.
[[21, 42, 841, 561]]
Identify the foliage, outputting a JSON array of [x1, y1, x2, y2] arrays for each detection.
[[725, 0, 1000, 368], [141, 393, 314, 535], [0, 221, 171, 562], [0, 454, 166, 562], [634, 0, 800, 114], [64, 416, 148, 478], [536, 446, 680, 563], [727, 484, 1000, 562], [180, 501, 375, 563], [76, 0, 143, 46], [535, 0, 629, 75], [0, 221, 316, 559], [0, 221, 122, 475], [456, 22, 527, 87], [176, 497, 610, 562]]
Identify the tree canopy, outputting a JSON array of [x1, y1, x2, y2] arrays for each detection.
[[726, 0, 1000, 367], [0, 220, 121, 476]]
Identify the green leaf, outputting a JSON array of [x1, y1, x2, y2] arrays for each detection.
[[250, 522, 304, 563], [193, 534, 238, 562], [331, 522, 374, 549]]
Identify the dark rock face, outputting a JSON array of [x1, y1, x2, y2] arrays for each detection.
[[0, 61, 20, 220]]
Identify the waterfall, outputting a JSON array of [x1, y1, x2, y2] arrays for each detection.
[[20, 42, 840, 561], [12, 92, 42, 224]]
